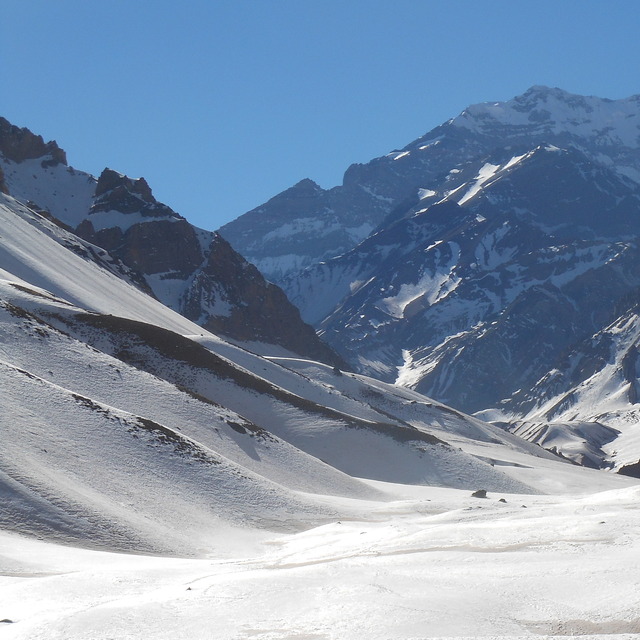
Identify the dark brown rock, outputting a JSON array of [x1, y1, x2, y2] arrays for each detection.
[[77, 171, 343, 365], [78, 218, 203, 278], [92, 168, 173, 216], [183, 234, 345, 366], [0, 166, 8, 194], [0, 117, 66, 165]]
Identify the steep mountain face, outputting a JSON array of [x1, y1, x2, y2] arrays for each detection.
[[222, 86, 640, 469], [218, 177, 389, 283], [289, 142, 640, 403], [500, 288, 640, 473], [0, 121, 339, 363], [220, 86, 640, 284]]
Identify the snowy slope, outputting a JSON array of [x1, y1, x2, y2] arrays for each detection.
[[1, 481, 639, 639], [4, 192, 604, 559], [0, 121, 340, 363], [0, 193, 206, 334], [498, 297, 640, 473], [2, 110, 640, 638]]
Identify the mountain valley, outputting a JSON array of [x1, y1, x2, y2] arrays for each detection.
[[2, 89, 640, 639]]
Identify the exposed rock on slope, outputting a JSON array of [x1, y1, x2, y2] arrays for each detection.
[[0, 121, 339, 363], [0, 116, 67, 165]]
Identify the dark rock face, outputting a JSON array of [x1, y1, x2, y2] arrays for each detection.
[[77, 217, 203, 278], [182, 234, 345, 366], [0, 117, 67, 165], [0, 166, 8, 195], [92, 168, 173, 216], [75, 169, 204, 278], [308, 146, 640, 414], [74, 170, 342, 365]]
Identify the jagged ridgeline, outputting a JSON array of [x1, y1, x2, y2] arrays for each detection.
[[218, 87, 640, 470], [0, 117, 341, 366], [4, 86, 640, 474]]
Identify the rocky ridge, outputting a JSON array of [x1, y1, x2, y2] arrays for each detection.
[[0, 120, 340, 364]]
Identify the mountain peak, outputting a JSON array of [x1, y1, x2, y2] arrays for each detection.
[[0, 116, 67, 166], [452, 87, 640, 149], [95, 168, 154, 201], [522, 84, 565, 97], [292, 177, 322, 191], [90, 167, 178, 219]]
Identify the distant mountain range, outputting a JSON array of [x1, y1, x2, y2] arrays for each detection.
[[220, 86, 640, 470]]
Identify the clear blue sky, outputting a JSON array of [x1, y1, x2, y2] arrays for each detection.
[[2, 0, 640, 231]]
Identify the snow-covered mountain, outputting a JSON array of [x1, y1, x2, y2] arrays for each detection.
[[220, 86, 640, 284], [3, 101, 640, 640], [221, 87, 640, 469], [3, 190, 591, 555], [0, 117, 339, 364]]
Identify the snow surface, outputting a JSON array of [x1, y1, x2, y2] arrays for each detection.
[[454, 86, 640, 149], [0, 157, 96, 227], [3, 177, 640, 639], [2, 482, 639, 639], [457, 163, 500, 205], [0, 193, 205, 335], [418, 187, 437, 200], [85, 208, 183, 233], [377, 243, 461, 318]]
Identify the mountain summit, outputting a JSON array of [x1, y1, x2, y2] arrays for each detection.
[[221, 87, 640, 471], [220, 87, 640, 285]]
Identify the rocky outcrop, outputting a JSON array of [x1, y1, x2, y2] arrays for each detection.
[[182, 234, 345, 365], [91, 168, 173, 216], [75, 170, 343, 365], [75, 168, 204, 278], [0, 166, 8, 195], [0, 117, 67, 165]]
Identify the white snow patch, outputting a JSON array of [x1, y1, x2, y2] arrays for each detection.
[[86, 209, 182, 233], [417, 136, 443, 150], [418, 188, 437, 199], [457, 163, 500, 205], [503, 152, 529, 170], [388, 150, 410, 161], [0, 157, 96, 228], [360, 185, 394, 203], [378, 243, 461, 318], [395, 349, 433, 387]]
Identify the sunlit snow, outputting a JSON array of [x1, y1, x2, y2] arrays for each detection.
[[377, 243, 461, 318]]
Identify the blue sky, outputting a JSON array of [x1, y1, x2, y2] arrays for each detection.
[[2, 0, 640, 230]]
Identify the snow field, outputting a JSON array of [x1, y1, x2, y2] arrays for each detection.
[[1, 484, 639, 639]]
